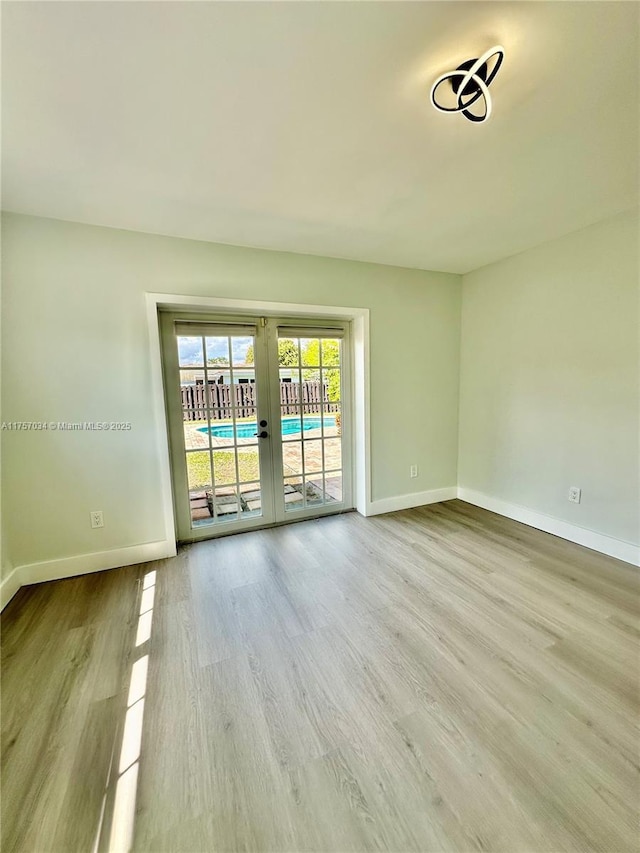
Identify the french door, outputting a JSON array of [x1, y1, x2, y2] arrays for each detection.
[[160, 313, 352, 541]]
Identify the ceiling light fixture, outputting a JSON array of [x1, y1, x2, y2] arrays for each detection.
[[430, 45, 504, 123]]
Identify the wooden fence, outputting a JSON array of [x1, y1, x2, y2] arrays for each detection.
[[181, 381, 340, 420]]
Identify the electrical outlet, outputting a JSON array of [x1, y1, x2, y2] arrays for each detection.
[[90, 510, 104, 528], [568, 487, 581, 504], [410, 465, 418, 479]]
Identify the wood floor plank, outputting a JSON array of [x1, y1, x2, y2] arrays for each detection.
[[2, 500, 638, 852], [50, 695, 120, 853]]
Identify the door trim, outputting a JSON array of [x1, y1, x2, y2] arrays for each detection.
[[145, 293, 371, 547]]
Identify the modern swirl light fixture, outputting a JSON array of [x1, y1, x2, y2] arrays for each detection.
[[430, 45, 505, 123]]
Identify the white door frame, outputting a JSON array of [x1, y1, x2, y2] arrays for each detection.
[[145, 293, 371, 547]]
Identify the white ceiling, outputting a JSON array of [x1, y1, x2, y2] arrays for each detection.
[[2, 1, 638, 274]]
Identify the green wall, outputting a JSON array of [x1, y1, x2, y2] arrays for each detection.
[[1, 213, 461, 569], [459, 210, 639, 545]]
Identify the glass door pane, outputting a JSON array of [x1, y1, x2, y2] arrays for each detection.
[[275, 334, 345, 515], [203, 334, 259, 525], [166, 321, 274, 540]]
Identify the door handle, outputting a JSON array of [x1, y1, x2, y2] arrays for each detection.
[[254, 431, 268, 438]]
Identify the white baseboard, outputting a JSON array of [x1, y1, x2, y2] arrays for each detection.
[[4, 487, 636, 611], [1, 566, 22, 611], [365, 486, 457, 517], [458, 487, 640, 567], [1, 539, 177, 611]]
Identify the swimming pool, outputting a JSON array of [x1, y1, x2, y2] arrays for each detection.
[[198, 415, 336, 440]]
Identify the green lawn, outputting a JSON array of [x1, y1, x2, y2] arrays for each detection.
[[186, 416, 260, 488], [187, 448, 260, 489]]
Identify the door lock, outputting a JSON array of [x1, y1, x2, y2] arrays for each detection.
[[254, 430, 269, 438]]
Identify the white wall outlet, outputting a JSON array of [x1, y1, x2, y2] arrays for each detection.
[[90, 510, 104, 528], [410, 465, 418, 479], [568, 487, 581, 504]]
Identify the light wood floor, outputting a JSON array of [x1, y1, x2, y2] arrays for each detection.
[[2, 500, 639, 853]]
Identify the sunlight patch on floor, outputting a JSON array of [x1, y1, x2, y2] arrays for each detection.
[[107, 568, 156, 853]]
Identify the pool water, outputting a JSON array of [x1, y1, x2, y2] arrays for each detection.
[[198, 415, 336, 440]]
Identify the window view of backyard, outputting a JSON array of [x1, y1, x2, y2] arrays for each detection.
[[177, 332, 343, 527]]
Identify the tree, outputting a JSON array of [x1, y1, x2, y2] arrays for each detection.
[[301, 339, 339, 368], [277, 339, 299, 366], [245, 339, 298, 366], [244, 338, 340, 403], [207, 356, 229, 366], [301, 339, 340, 402]]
